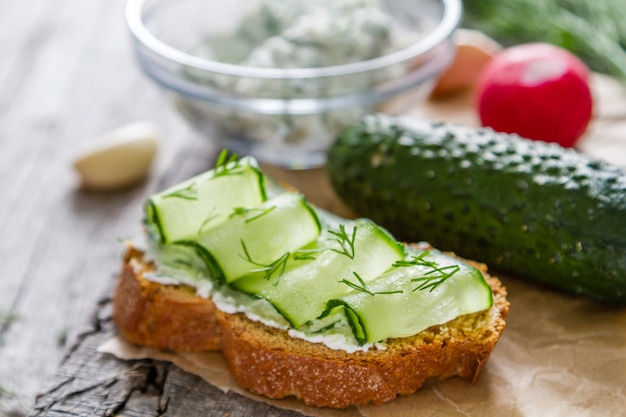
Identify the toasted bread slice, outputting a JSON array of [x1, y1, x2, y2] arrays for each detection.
[[217, 262, 508, 408], [113, 246, 221, 352], [113, 244, 509, 408]]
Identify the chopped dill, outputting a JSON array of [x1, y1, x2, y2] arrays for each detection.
[[239, 239, 290, 285], [230, 206, 276, 223], [162, 181, 198, 200], [410, 265, 460, 292], [213, 149, 244, 178], [328, 224, 357, 259], [393, 251, 460, 292], [198, 206, 219, 235], [340, 272, 403, 296], [293, 248, 322, 261]]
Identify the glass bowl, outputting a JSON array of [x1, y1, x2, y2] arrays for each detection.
[[126, 0, 461, 168]]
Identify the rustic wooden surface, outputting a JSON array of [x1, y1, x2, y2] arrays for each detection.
[[0, 1, 349, 416], [0, 0, 292, 415], [29, 295, 303, 417]]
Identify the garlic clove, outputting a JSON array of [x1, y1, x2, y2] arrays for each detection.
[[73, 122, 161, 191]]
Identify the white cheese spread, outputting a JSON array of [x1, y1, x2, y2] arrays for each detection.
[[133, 232, 384, 352]]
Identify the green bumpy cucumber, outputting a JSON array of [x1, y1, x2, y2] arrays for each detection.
[[326, 114, 626, 304]]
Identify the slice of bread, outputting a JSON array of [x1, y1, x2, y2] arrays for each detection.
[[113, 244, 509, 408], [113, 246, 221, 352]]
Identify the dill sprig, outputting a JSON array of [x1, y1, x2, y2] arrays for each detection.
[[411, 265, 460, 292], [340, 272, 404, 296], [213, 149, 244, 178], [293, 248, 323, 261], [162, 181, 198, 200], [230, 206, 276, 223], [239, 239, 289, 285], [393, 251, 460, 292], [328, 224, 357, 259], [462, 0, 626, 83], [198, 206, 219, 235], [392, 251, 436, 268]]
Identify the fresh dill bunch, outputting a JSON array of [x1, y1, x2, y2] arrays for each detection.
[[462, 0, 626, 82]]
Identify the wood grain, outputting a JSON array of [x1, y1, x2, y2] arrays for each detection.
[[0, 2, 330, 415], [31, 295, 302, 417], [0, 0, 219, 415]]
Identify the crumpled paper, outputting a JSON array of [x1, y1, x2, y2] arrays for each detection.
[[100, 73, 626, 417]]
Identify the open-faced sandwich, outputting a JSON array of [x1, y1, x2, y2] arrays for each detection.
[[112, 151, 509, 408]]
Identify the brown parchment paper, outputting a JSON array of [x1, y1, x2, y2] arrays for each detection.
[[100, 73, 626, 417]]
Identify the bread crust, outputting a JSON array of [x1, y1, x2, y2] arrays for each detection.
[[112, 246, 221, 352], [217, 269, 508, 408], [112, 245, 509, 408]]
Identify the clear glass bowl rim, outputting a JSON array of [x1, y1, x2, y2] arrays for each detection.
[[125, 0, 462, 79]]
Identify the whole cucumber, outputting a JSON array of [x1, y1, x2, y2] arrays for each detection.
[[326, 114, 626, 304]]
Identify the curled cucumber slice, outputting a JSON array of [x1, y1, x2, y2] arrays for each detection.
[[182, 192, 321, 284], [144, 154, 266, 243], [328, 249, 493, 345]]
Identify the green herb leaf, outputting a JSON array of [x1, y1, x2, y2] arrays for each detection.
[[239, 240, 290, 285], [328, 224, 357, 259], [162, 181, 198, 200], [462, 0, 626, 83], [213, 149, 244, 178], [230, 206, 276, 223], [411, 265, 460, 292], [340, 272, 403, 296], [293, 248, 322, 261], [198, 206, 219, 235], [393, 251, 460, 292]]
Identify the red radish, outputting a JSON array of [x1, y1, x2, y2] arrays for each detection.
[[475, 43, 593, 148]]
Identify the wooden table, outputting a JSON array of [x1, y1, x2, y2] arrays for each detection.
[[0, 1, 354, 415], [2, 1, 626, 416], [0, 0, 280, 415]]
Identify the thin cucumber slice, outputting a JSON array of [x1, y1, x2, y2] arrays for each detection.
[[182, 192, 321, 284], [327, 249, 493, 345], [142, 241, 213, 288], [232, 219, 406, 328], [144, 156, 266, 243]]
